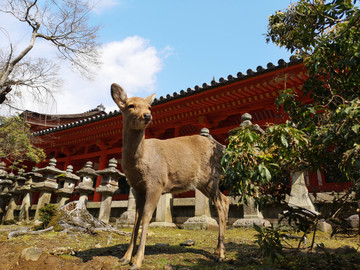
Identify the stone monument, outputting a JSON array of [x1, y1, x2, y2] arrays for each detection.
[[117, 187, 136, 228], [33, 158, 63, 220], [2, 172, 18, 223], [20, 167, 43, 223], [55, 165, 80, 206], [288, 171, 317, 213], [96, 158, 125, 223], [232, 113, 270, 228], [75, 161, 98, 206], [150, 193, 177, 228], [0, 162, 10, 221]]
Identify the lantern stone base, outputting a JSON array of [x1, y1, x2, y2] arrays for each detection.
[[232, 218, 271, 228], [116, 210, 136, 228], [149, 221, 177, 228], [183, 215, 219, 230]]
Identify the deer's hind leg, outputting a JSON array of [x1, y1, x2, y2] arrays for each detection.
[[199, 184, 229, 261], [120, 193, 145, 265], [213, 190, 229, 260]]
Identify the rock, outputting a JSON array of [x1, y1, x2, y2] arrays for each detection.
[[164, 263, 176, 270], [21, 247, 43, 261], [317, 221, 332, 233], [233, 218, 271, 228], [33, 220, 43, 227], [180, 239, 195, 246], [155, 243, 170, 247], [51, 247, 75, 255], [346, 214, 359, 228], [335, 245, 357, 255]]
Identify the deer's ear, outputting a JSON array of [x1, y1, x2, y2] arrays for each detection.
[[145, 93, 156, 105], [111, 83, 128, 110]]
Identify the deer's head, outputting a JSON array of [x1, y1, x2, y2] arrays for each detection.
[[111, 83, 156, 130]]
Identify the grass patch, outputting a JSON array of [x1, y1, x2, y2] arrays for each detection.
[[0, 225, 359, 269]]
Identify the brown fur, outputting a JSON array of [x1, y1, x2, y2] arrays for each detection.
[[111, 83, 229, 269]]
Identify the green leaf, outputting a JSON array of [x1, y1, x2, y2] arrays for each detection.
[[264, 167, 272, 181], [352, 124, 360, 134], [280, 135, 288, 148], [253, 224, 263, 233]]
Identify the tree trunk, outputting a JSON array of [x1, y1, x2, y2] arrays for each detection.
[[0, 86, 12, 104]]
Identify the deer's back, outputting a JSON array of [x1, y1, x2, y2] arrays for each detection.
[[135, 135, 224, 194]]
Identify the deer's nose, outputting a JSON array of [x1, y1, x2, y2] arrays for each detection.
[[143, 113, 151, 122]]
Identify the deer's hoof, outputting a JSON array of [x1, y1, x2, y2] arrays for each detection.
[[119, 257, 130, 265], [215, 256, 225, 262], [129, 265, 140, 270]]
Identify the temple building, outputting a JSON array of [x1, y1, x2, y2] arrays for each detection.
[[1, 58, 350, 224]]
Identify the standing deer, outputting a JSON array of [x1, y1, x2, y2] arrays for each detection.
[[111, 83, 229, 269]]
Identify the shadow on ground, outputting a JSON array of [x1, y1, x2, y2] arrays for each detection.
[[75, 241, 261, 269]]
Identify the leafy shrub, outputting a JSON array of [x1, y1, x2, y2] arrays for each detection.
[[39, 204, 58, 228], [254, 224, 287, 263]]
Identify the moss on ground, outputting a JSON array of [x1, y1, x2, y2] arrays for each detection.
[[0, 225, 359, 269]]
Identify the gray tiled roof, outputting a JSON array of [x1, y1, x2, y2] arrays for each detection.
[[32, 58, 301, 137]]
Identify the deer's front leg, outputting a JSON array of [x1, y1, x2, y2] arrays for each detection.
[[130, 191, 162, 270], [120, 194, 145, 265]]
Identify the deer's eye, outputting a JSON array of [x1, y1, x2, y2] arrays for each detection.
[[148, 106, 151, 110], [128, 104, 135, 109]]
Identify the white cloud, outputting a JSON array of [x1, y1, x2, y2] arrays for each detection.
[[0, 35, 168, 116], [89, 0, 123, 14], [47, 36, 166, 114], [0, 0, 169, 116]]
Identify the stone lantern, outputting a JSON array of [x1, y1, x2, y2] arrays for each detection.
[[0, 162, 11, 221], [96, 158, 125, 223], [232, 113, 270, 228], [33, 158, 64, 220], [9, 169, 29, 223], [18, 168, 42, 223], [2, 172, 16, 223], [27, 167, 44, 188], [183, 128, 219, 230], [0, 162, 7, 180], [13, 169, 27, 191], [55, 165, 80, 206], [75, 161, 98, 206]]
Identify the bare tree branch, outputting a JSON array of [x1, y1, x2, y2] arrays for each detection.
[[0, 0, 101, 106]]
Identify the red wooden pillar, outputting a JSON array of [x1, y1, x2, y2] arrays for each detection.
[[93, 150, 108, 202], [64, 155, 71, 170]]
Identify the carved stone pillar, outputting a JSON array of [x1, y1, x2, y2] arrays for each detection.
[[96, 158, 125, 223], [18, 168, 40, 223], [288, 171, 317, 213], [183, 189, 219, 230], [2, 172, 17, 223], [183, 128, 220, 230], [75, 161, 97, 206], [0, 162, 10, 221], [55, 165, 80, 206], [33, 158, 63, 220], [150, 193, 176, 228], [232, 113, 270, 227], [117, 187, 136, 228]]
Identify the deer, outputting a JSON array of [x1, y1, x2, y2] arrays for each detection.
[[111, 83, 229, 269]]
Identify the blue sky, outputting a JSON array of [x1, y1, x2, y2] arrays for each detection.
[[94, 0, 293, 98], [0, 0, 294, 115]]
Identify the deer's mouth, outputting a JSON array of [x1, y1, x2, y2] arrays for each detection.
[[143, 113, 152, 123]]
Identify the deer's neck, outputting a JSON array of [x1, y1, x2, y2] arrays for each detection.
[[122, 128, 146, 166]]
